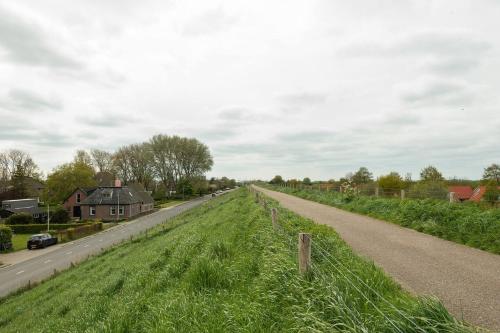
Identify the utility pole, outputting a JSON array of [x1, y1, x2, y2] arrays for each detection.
[[117, 189, 120, 222], [47, 204, 50, 232]]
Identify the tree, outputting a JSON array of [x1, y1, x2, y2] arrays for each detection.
[[302, 177, 312, 185], [377, 172, 404, 193], [45, 162, 97, 203], [10, 163, 28, 199], [269, 175, 284, 185], [482, 164, 500, 185], [149, 135, 213, 192], [352, 167, 373, 184], [0, 150, 39, 194], [51, 208, 70, 224], [73, 150, 93, 168], [90, 149, 114, 173], [420, 166, 444, 182], [483, 182, 499, 205]]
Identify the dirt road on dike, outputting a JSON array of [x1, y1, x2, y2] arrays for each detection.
[[254, 186, 500, 331]]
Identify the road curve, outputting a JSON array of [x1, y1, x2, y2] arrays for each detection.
[[254, 186, 500, 331], [0, 195, 215, 298]]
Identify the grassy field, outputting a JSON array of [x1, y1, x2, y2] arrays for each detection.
[[0, 188, 471, 332], [11, 234, 30, 251], [266, 184, 500, 255]]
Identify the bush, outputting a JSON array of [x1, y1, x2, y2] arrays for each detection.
[[0, 225, 12, 242], [408, 181, 449, 200], [51, 208, 70, 224], [6, 213, 34, 225]]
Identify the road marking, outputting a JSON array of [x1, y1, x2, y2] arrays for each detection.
[[16, 270, 25, 275], [66, 251, 73, 255], [44, 260, 52, 264], [99, 239, 103, 242], [83, 244, 89, 248]]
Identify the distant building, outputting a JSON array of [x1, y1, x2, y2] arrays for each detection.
[[448, 186, 473, 202], [0, 198, 47, 222], [63, 183, 154, 221], [469, 186, 500, 202]]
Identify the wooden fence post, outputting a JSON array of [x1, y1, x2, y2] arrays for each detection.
[[375, 187, 379, 197], [271, 208, 278, 230], [255, 192, 259, 203], [298, 233, 311, 274], [401, 189, 405, 200], [449, 192, 456, 203]]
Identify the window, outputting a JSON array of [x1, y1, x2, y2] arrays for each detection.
[[119, 206, 124, 215], [90, 206, 96, 216], [103, 190, 112, 199], [76, 193, 81, 203], [110, 206, 116, 215]]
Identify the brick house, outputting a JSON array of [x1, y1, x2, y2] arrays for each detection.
[[78, 186, 154, 221], [63, 187, 97, 219]]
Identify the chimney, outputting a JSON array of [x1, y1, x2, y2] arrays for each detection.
[[114, 179, 122, 187]]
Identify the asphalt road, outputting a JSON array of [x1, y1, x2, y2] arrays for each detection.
[[0, 194, 215, 298], [254, 186, 500, 331]]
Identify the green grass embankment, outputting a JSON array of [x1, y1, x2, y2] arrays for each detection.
[[0, 188, 470, 332]]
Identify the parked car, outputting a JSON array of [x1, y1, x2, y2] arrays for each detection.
[[27, 234, 58, 250]]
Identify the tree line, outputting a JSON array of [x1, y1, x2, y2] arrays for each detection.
[[270, 163, 500, 203], [1, 134, 217, 203]]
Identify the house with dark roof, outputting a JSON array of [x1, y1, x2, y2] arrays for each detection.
[[63, 187, 98, 219], [76, 186, 154, 221]]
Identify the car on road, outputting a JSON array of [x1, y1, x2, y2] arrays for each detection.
[[27, 234, 58, 250]]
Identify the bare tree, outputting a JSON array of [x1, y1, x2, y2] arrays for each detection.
[[90, 149, 114, 173], [73, 150, 93, 168]]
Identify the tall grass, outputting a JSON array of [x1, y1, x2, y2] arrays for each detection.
[[0, 189, 472, 332], [266, 184, 500, 254]]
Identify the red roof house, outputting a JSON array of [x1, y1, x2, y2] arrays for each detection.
[[448, 186, 473, 201]]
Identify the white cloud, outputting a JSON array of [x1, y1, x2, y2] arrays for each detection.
[[0, 0, 499, 180]]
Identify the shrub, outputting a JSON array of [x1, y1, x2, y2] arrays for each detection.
[[6, 213, 34, 225], [408, 181, 449, 200], [51, 208, 70, 224], [0, 225, 13, 251]]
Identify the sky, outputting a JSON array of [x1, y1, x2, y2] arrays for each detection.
[[0, 0, 499, 181]]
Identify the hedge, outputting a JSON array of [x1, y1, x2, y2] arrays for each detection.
[[5, 213, 34, 225], [8, 223, 94, 234]]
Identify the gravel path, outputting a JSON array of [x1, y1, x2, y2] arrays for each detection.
[[255, 186, 500, 331]]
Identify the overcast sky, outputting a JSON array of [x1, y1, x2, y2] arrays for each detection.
[[0, 0, 499, 181]]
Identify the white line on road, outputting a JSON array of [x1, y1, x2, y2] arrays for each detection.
[[83, 244, 89, 248], [16, 270, 24, 275], [66, 251, 73, 255], [99, 239, 103, 242], [44, 260, 52, 264]]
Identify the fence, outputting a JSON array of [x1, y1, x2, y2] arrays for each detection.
[[274, 182, 456, 202], [249, 186, 444, 332], [57, 222, 103, 242]]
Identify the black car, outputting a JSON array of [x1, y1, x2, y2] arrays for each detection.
[[27, 234, 58, 250]]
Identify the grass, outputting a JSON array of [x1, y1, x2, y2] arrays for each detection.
[[159, 200, 186, 209], [11, 234, 30, 251], [265, 184, 500, 255], [0, 188, 472, 332]]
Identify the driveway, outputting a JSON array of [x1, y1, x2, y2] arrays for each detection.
[[254, 186, 500, 331], [0, 194, 214, 298]]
